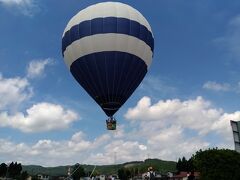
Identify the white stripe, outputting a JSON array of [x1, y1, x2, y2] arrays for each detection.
[[63, 2, 152, 37], [63, 33, 153, 69]]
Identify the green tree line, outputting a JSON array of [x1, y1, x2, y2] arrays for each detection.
[[176, 148, 240, 180], [0, 162, 28, 179]]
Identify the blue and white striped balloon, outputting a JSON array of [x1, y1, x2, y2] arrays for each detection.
[[62, 2, 154, 117]]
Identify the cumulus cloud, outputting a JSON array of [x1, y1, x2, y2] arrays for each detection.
[[125, 96, 235, 144], [27, 58, 54, 79], [0, 95, 237, 165], [0, 132, 117, 166], [0, 137, 137, 165], [125, 96, 233, 135], [0, 127, 210, 166], [0, 0, 38, 16], [0, 74, 32, 110], [146, 125, 210, 159], [211, 111, 240, 141], [203, 81, 230, 91], [0, 102, 79, 133]]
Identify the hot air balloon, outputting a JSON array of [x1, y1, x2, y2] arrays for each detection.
[[62, 2, 154, 130]]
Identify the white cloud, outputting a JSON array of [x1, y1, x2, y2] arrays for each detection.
[[0, 0, 38, 16], [125, 96, 234, 142], [104, 140, 149, 163], [0, 62, 79, 133], [203, 81, 230, 91], [122, 96, 238, 161], [0, 102, 79, 133], [0, 0, 31, 5], [146, 125, 210, 160], [211, 111, 240, 141], [27, 58, 53, 79], [0, 74, 32, 110], [0, 96, 237, 166], [0, 132, 112, 166], [139, 144, 147, 151], [203, 81, 240, 94], [0, 127, 211, 166]]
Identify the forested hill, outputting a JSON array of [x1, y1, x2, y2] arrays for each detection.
[[22, 159, 176, 176]]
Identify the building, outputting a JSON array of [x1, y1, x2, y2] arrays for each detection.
[[230, 120, 240, 153], [169, 172, 200, 180], [37, 174, 50, 180]]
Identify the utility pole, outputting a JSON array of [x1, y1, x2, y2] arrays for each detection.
[[114, 151, 117, 174]]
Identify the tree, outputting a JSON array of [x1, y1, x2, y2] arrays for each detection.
[[20, 171, 29, 180], [8, 162, 22, 179], [125, 168, 131, 179], [118, 168, 131, 180], [0, 163, 7, 177], [176, 157, 193, 172], [176, 158, 182, 172], [192, 148, 240, 180], [71, 163, 85, 180], [181, 157, 188, 171], [187, 157, 194, 172]]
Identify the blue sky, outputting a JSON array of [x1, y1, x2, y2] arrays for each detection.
[[0, 0, 240, 166]]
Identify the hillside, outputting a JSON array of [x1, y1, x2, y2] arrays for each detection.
[[22, 159, 176, 176], [22, 165, 70, 176]]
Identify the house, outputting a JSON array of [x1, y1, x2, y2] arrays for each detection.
[[37, 174, 50, 180], [99, 175, 106, 180], [169, 172, 200, 180]]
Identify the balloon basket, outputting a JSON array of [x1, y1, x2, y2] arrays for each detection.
[[106, 117, 117, 130]]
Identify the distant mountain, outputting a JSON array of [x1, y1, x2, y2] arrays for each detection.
[[22, 165, 69, 176], [22, 159, 176, 176]]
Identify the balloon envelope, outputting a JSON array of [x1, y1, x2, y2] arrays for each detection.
[[62, 2, 154, 117]]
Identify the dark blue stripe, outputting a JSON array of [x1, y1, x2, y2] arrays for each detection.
[[70, 51, 148, 117], [62, 17, 154, 54]]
